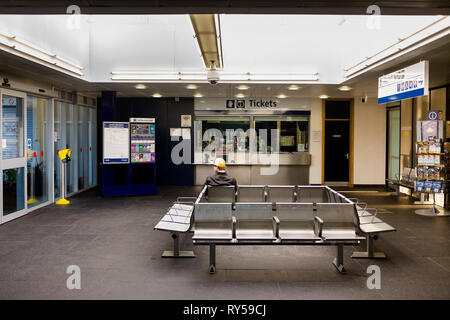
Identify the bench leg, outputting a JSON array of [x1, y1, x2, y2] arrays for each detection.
[[351, 235, 387, 259], [162, 233, 196, 258], [332, 244, 346, 273], [209, 243, 216, 274]]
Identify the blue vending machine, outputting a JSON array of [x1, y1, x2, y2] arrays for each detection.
[[129, 118, 157, 195]]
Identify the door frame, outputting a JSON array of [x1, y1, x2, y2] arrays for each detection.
[[321, 98, 354, 187], [385, 104, 402, 184], [0, 88, 28, 223]]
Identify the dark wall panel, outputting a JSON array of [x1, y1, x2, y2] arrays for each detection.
[[99, 95, 194, 186]]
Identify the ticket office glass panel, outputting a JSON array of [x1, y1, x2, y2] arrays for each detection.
[[195, 116, 250, 164], [26, 95, 51, 207], [254, 116, 309, 153], [1, 90, 27, 223], [388, 107, 401, 181]]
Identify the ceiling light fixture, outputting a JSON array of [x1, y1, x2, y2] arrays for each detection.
[[277, 94, 287, 99], [235, 93, 245, 98], [338, 85, 352, 91], [237, 85, 249, 90], [288, 85, 301, 90], [194, 93, 203, 98], [111, 71, 319, 83], [152, 93, 162, 98], [186, 84, 198, 90], [135, 84, 147, 90], [319, 95, 329, 99]]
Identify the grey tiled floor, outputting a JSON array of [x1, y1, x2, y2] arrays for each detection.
[[0, 187, 449, 299]]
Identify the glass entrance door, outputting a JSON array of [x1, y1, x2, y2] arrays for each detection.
[[1, 89, 27, 223], [388, 107, 401, 181]]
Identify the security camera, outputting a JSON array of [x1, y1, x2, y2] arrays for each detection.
[[361, 96, 368, 104], [207, 69, 220, 86]]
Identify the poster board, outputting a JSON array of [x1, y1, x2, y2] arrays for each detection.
[[103, 122, 130, 163], [130, 118, 156, 163]]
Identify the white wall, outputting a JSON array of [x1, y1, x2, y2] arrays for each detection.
[[353, 97, 386, 184], [309, 98, 322, 184]]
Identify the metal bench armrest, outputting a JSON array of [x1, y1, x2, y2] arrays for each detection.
[[273, 216, 280, 238], [314, 216, 324, 238], [232, 216, 237, 239], [365, 208, 378, 222]]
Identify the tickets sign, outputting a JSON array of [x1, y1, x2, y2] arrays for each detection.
[[378, 61, 428, 104]]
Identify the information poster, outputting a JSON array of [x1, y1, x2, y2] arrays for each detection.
[[103, 122, 130, 163], [130, 118, 156, 163]]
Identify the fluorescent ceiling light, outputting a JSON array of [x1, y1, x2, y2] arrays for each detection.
[[288, 85, 301, 90], [186, 84, 198, 90], [135, 84, 147, 90], [319, 95, 329, 99], [152, 93, 162, 98], [194, 93, 203, 98], [338, 85, 352, 91], [111, 71, 319, 83], [237, 85, 249, 90], [277, 94, 287, 99], [235, 93, 245, 98]]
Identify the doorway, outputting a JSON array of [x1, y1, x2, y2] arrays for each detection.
[[0, 89, 27, 223], [387, 106, 401, 181], [323, 100, 353, 186]]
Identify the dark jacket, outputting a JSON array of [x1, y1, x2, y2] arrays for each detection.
[[203, 171, 238, 195]]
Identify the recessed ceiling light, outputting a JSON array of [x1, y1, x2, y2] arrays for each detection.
[[235, 93, 245, 98], [152, 93, 162, 98], [237, 85, 249, 90], [319, 94, 329, 99], [135, 84, 147, 90], [186, 84, 198, 90], [194, 93, 203, 98], [338, 85, 352, 91], [287, 85, 301, 91], [277, 94, 287, 99]]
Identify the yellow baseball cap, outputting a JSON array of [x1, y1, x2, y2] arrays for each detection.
[[214, 158, 226, 172]]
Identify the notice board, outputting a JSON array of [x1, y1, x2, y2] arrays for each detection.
[[103, 122, 130, 163]]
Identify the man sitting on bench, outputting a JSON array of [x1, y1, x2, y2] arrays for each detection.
[[203, 158, 238, 196]]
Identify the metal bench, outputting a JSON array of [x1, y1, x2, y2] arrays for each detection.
[[235, 203, 277, 241], [237, 185, 266, 202], [267, 185, 297, 203], [275, 202, 320, 241], [154, 196, 198, 258], [347, 198, 397, 259], [297, 185, 330, 203], [207, 185, 236, 202], [192, 186, 365, 274]]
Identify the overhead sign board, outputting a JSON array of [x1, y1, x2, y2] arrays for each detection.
[[378, 61, 428, 104], [103, 122, 130, 164]]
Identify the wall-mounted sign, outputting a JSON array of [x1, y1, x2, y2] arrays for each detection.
[[195, 97, 311, 112], [103, 122, 130, 164], [427, 110, 443, 121], [129, 117, 155, 123], [378, 61, 428, 104], [181, 115, 192, 127]]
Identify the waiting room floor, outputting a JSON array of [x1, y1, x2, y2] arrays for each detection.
[[0, 186, 449, 299]]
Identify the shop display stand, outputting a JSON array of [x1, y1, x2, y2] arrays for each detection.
[[414, 120, 450, 217]]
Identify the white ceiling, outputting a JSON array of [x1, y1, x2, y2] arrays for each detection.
[[0, 14, 448, 98]]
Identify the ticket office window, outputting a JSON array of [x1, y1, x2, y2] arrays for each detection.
[[195, 116, 251, 163], [254, 116, 309, 153]]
